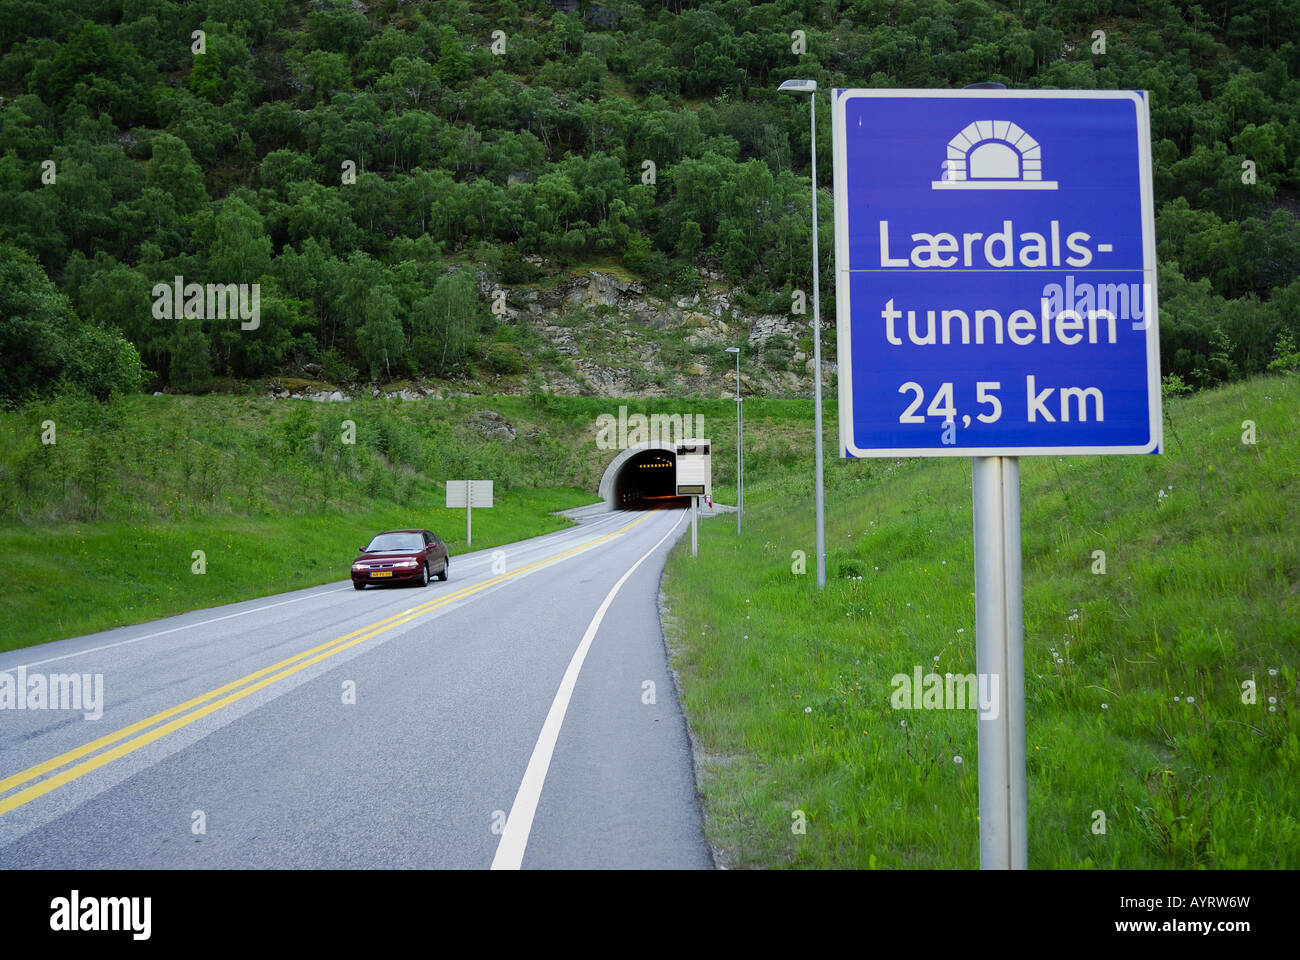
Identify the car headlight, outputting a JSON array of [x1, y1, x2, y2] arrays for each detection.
[[395, 560, 418, 568]]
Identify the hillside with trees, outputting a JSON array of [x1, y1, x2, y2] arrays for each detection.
[[1, 0, 1298, 402]]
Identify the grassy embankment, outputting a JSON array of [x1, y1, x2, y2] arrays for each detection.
[[0, 391, 804, 651], [662, 374, 1299, 868]]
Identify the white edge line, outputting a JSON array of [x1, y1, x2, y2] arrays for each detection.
[[490, 509, 687, 870], [11, 587, 353, 671], [7, 511, 629, 672], [0, 511, 664, 809]]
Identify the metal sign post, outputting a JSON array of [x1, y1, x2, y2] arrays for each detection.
[[831, 87, 1160, 868], [972, 455, 1027, 868], [691, 495, 698, 557], [738, 397, 744, 533], [446, 480, 493, 548], [727, 346, 743, 535]]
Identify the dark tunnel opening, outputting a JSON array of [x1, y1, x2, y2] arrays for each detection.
[[612, 449, 691, 510]]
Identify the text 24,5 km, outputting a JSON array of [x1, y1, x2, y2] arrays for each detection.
[[898, 378, 1104, 426]]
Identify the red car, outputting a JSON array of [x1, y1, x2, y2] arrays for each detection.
[[351, 529, 450, 590]]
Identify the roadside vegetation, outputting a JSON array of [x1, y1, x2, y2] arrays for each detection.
[[0, 493, 591, 652], [2, 1, 1298, 399], [0, 390, 806, 649], [1, 0, 1298, 868], [662, 372, 1299, 868]]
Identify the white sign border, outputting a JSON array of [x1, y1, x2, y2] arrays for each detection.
[[832, 88, 1163, 459]]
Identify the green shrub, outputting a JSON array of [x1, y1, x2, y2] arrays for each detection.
[[486, 342, 526, 374], [0, 245, 144, 403], [320, 347, 356, 384], [1267, 332, 1300, 373]]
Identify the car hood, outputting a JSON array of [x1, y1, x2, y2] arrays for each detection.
[[352, 550, 423, 564]]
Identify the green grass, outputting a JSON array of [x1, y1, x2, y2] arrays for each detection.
[[661, 373, 1300, 868], [0, 390, 818, 651], [0, 486, 594, 652]]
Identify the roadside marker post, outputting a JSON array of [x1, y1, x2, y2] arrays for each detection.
[[446, 479, 493, 547], [832, 88, 1160, 868]]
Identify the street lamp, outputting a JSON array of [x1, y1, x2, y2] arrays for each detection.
[[779, 78, 826, 590], [725, 345, 742, 534]]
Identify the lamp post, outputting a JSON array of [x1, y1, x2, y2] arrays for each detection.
[[725, 345, 742, 534], [779, 78, 826, 590]]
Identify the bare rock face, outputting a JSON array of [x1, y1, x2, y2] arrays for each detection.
[[748, 314, 799, 344], [565, 271, 646, 307], [466, 410, 517, 441], [590, 271, 645, 300], [633, 306, 674, 328], [459, 266, 827, 397]]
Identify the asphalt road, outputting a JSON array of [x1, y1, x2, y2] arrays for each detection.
[[0, 506, 713, 869]]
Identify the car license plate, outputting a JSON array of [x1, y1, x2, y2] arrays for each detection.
[[370, 571, 392, 578]]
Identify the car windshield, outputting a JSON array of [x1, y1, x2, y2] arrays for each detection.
[[365, 533, 424, 552]]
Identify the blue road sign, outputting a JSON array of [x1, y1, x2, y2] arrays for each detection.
[[832, 90, 1161, 457]]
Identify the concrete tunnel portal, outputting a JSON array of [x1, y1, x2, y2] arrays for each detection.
[[597, 442, 693, 510]]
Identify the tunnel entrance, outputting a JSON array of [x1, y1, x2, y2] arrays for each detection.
[[598, 443, 692, 510], [613, 448, 690, 509]]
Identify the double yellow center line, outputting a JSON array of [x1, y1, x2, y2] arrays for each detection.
[[0, 511, 654, 817]]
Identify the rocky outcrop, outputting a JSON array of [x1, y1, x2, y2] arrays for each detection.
[[466, 410, 517, 441], [259, 267, 830, 402], [748, 314, 799, 344], [466, 265, 831, 396]]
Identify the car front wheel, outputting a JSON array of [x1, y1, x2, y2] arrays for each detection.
[[353, 581, 365, 591], [438, 557, 449, 582], [418, 562, 429, 587]]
